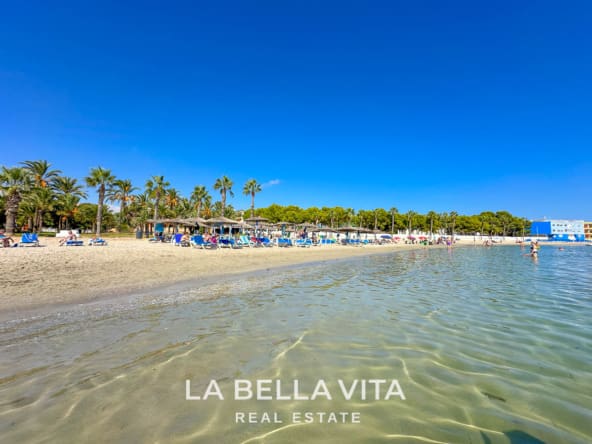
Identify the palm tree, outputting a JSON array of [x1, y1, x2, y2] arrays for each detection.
[[26, 188, 56, 232], [389, 207, 398, 234], [145, 175, 170, 221], [56, 194, 81, 230], [405, 210, 416, 236], [109, 179, 137, 226], [242, 179, 262, 218], [426, 210, 438, 239], [21, 160, 61, 188], [449, 211, 458, 241], [190, 185, 210, 218], [213, 175, 234, 216], [0, 167, 33, 234], [85, 167, 116, 236], [52, 176, 87, 199], [164, 188, 181, 215], [21, 160, 61, 232]]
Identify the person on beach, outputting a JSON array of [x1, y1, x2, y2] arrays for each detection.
[[59, 230, 77, 246], [181, 232, 190, 247], [0, 229, 15, 247]]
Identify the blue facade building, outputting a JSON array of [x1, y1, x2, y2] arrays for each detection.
[[530, 220, 585, 242]]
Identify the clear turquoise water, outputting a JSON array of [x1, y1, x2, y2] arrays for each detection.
[[0, 246, 590, 443]]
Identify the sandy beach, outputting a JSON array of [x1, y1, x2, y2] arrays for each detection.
[[0, 237, 440, 314]]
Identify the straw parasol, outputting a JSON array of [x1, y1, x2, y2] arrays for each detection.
[[245, 216, 269, 223], [204, 216, 240, 236], [246, 216, 268, 235], [311, 226, 335, 232], [179, 217, 208, 226]]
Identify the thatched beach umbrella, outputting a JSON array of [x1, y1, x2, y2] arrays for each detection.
[[246, 216, 268, 235], [245, 216, 268, 223], [311, 226, 335, 232], [205, 216, 240, 236], [273, 221, 293, 237], [337, 225, 366, 240]]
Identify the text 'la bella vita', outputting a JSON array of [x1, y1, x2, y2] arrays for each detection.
[[185, 379, 406, 401]]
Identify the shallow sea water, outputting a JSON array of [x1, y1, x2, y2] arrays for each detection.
[[0, 245, 591, 443]]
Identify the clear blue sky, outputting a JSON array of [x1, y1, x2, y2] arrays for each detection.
[[1, 1, 590, 219]]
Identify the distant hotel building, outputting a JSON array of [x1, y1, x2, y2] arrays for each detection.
[[585, 221, 592, 241], [530, 219, 585, 242]]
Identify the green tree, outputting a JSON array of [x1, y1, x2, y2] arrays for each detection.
[[109, 179, 137, 227], [190, 185, 210, 218], [21, 160, 61, 189], [405, 210, 416, 236], [389, 207, 398, 234], [426, 211, 438, 238], [25, 187, 56, 232], [449, 211, 458, 239], [145, 175, 170, 221], [213, 175, 234, 216], [0, 167, 33, 234], [52, 176, 87, 199], [21, 160, 61, 232], [243, 179, 262, 218], [56, 194, 81, 230], [85, 167, 116, 236]]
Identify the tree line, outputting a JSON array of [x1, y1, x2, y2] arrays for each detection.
[[1, 160, 530, 237]]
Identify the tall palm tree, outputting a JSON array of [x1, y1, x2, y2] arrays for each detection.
[[52, 176, 87, 230], [85, 167, 116, 236], [21, 160, 61, 232], [389, 207, 398, 234], [346, 208, 354, 225], [145, 175, 170, 221], [449, 211, 458, 241], [21, 160, 61, 188], [52, 176, 87, 199], [405, 210, 416, 236], [26, 187, 55, 232], [56, 194, 81, 230], [190, 185, 210, 218], [0, 167, 33, 234], [165, 188, 181, 214], [213, 175, 234, 216], [426, 210, 438, 239], [109, 179, 137, 226], [242, 179, 262, 218]]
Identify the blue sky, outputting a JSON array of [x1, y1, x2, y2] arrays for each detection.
[[1, 1, 590, 219]]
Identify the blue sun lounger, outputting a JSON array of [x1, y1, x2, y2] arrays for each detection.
[[190, 235, 216, 249], [19, 233, 39, 247], [89, 238, 108, 246], [65, 239, 84, 246], [277, 238, 293, 247]]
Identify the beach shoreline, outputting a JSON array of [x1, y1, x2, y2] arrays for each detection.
[[0, 238, 436, 315], [1, 237, 585, 317]]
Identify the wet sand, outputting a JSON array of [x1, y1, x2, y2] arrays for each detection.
[[1, 237, 436, 313]]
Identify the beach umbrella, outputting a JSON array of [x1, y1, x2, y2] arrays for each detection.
[[246, 216, 268, 236], [245, 216, 268, 223], [273, 221, 293, 237], [179, 217, 208, 226], [232, 221, 254, 233]]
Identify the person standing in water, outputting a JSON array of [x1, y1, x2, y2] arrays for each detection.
[[530, 241, 539, 258]]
